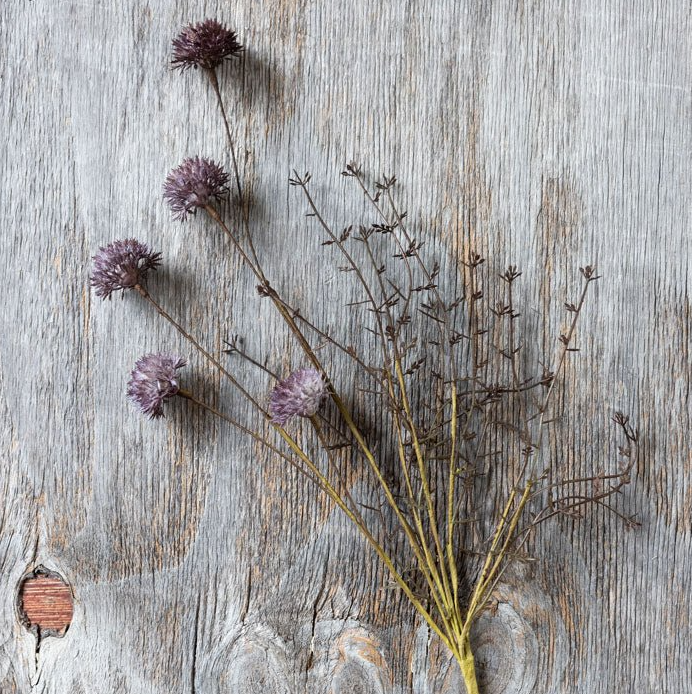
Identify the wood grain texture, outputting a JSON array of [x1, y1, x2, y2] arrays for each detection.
[[0, 0, 690, 692]]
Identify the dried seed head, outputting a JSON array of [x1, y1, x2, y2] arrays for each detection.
[[127, 353, 187, 419], [172, 19, 243, 71], [163, 157, 230, 221], [90, 239, 161, 299], [269, 368, 327, 426]]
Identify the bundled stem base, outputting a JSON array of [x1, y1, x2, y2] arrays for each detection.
[[457, 636, 480, 694]]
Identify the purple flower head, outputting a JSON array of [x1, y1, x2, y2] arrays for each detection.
[[269, 368, 327, 426], [163, 157, 230, 221], [172, 19, 243, 71], [127, 353, 187, 419], [90, 239, 162, 299]]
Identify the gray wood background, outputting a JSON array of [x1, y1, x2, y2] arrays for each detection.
[[1, 1, 690, 692]]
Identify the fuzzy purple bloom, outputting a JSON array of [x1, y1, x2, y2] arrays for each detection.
[[163, 157, 230, 221], [90, 239, 162, 299], [269, 368, 327, 426], [127, 353, 187, 419], [172, 19, 243, 71]]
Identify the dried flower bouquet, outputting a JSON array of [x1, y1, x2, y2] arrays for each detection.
[[90, 20, 637, 693]]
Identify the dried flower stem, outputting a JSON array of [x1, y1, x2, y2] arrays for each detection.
[[177, 388, 323, 488], [134, 284, 266, 415], [205, 69, 263, 273], [532, 269, 598, 432], [205, 198, 460, 641], [525, 267, 599, 513], [465, 480, 533, 625], [385, 186, 464, 609], [208, 195, 445, 607], [205, 178, 464, 640], [180, 385, 454, 649], [358, 173, 465, 609], [224, 336, 281, 380], [295, 174, 458, 616]]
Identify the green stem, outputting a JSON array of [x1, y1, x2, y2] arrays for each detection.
[[457, 634, 479, 694]]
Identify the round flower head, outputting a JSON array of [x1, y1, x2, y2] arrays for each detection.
[[163, 157, 230, 221], [172, 19, 243, 71], [90, 239, 162, 299], [127, 353, 187, 419], [269, 368, 327, 426]]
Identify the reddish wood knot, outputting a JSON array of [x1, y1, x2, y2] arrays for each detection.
[[16, 565, 74, 638]]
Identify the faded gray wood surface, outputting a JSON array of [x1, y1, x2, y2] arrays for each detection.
[[0, 1, 690, 692]]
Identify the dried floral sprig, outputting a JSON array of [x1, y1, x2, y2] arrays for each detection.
[[90, 27, 638, 694], [269, 368, 326, 425], [171, 19, 243, 72], [163, 156, 230, 221], [90, 239, 161, 299], [127, 353, 186, 418]]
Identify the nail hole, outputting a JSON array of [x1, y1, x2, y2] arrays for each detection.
[[17, 565, 73, 638]]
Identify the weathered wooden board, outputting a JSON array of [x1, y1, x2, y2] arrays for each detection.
[[1, 0, 690, 692]]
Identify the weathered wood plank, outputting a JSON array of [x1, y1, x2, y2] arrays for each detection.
[[1, 0, 690, 692]]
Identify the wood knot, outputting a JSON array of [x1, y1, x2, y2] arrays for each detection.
[[331, 629, 390, 693], [471, 601, 538, 694], [16, 565, 73, 638]]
